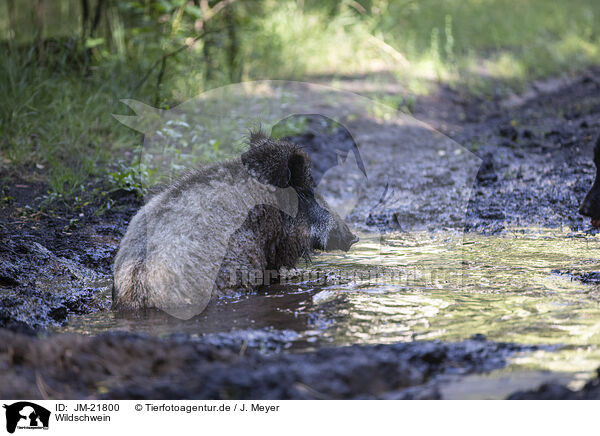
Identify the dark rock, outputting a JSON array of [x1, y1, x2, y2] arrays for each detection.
[[499, 126, 519, 141], [521, 129, 534, 139]]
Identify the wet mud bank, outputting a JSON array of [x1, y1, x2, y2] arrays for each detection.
[[507, 374, 600, 399], [434, 69, 600, 233], [0, 330, 542, 399], [0, 178, 138, 331]]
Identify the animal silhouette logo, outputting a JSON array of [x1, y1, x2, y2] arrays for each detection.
[[112, 80, 482, 315], [3, 402, 50, 433]]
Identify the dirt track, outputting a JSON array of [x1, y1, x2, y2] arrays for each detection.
[[1, 69, 600, 399]]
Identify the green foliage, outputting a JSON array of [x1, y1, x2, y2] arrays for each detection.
[[270, 116, 308, 139], [0, 185, 14, 206], [107, 161, 156, 198], [374, 94, 416, 115]]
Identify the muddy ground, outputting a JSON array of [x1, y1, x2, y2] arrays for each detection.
[[1, 68, 600, 399], [381, 67, 600, 234], [0, 329, 547, 399], [0, 182, 137, 332]]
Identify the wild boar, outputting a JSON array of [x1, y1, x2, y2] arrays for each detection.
[[113, 131, 358, 317]]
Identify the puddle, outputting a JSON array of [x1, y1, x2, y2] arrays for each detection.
[[58, 226, 600, 390]]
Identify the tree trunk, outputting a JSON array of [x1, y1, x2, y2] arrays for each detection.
[[225, 3, 241, 83], [6, 0, 16, 41], [91, 0, 106, 37], [203, 20, 216, 83], [34, 0, 45, 64], [81, 0, 90, 39]]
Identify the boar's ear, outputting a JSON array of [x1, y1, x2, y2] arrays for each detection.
[[242, 139, 294, 188]]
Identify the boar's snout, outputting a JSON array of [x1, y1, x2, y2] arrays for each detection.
[[305, 192, 358, 252], [325, 213, 359, 251]]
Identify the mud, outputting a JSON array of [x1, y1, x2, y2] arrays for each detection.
[[0, 176, 138, 331], [0, 329, 542, 399], [377, 67, 600, 233], [457, 72, 600, 233], [508, 368, 600, 399], [1, 68, 600, 399], [3, 70, 599, 330]]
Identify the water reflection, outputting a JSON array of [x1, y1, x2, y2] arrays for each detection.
[[60, 227, 600, 381]]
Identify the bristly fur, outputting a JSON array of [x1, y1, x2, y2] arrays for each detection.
[[112, 132, 357, 311], [248, 127, 269, 148]]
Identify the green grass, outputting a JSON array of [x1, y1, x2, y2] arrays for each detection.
[[242, 0, 600, 95], [1, 0, 599, 205], [0, 54, 136, 201]]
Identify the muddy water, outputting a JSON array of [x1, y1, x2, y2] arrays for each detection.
[[58, 227, 600, 394]]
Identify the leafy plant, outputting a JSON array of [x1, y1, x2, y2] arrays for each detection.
[[107, 162, 156, 198]]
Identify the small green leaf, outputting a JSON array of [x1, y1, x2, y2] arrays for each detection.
[[84, 38, 105, 49]]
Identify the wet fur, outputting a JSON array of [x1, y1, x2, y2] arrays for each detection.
[[113, 132, 356, 311]]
